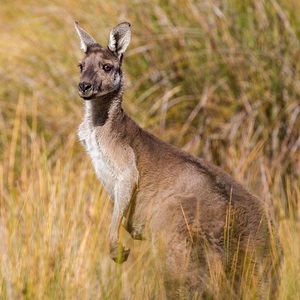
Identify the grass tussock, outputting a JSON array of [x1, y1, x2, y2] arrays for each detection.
[[0, 0, 299, 299]]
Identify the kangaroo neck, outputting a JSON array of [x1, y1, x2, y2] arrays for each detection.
[[85, 89, 123, 127]]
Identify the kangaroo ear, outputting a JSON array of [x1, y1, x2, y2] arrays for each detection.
[[108, 22, 131, 58], [74, 21, 97, 53]]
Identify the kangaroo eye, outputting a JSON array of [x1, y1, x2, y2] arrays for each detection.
[[103, 64, 113, 72], [78, 63, 83, 72]]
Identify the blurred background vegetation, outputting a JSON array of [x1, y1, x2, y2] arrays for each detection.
[[0, 0, 299, 299]]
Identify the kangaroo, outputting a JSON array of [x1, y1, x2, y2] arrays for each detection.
[[74, 21, 281, 299]]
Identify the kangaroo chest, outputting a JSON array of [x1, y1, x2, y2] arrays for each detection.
[[78, 118, 139, 203], [78, 125, 116, 199]]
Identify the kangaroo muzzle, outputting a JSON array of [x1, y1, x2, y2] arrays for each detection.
[[78, 81, 93, 99]]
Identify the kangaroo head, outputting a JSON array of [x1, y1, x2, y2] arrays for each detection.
[[75, 21, 131, 100]]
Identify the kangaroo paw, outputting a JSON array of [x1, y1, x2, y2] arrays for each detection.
[[110, 244, 130, 264]]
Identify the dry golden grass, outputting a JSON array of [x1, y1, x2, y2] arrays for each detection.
[[0, 0, 299, 299]]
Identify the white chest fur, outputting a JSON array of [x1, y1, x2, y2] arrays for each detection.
[[78, 118, 139, 203]]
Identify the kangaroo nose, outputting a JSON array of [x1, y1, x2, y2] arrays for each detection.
[[78, 82, 92, 93]]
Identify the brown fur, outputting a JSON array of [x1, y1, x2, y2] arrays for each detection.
[[75, 22, 281, 299]]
